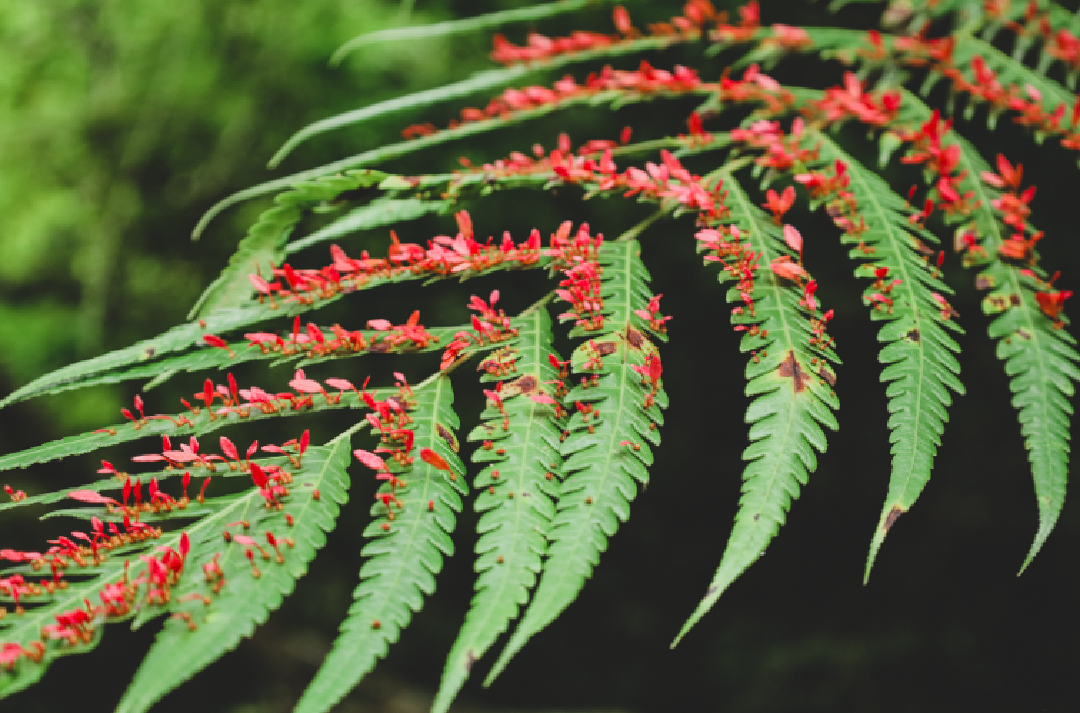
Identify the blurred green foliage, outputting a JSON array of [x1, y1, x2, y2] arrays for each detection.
[[0, 0, 514, 432]]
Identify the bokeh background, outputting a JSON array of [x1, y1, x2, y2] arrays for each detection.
[[2, 1, 1079, 711]]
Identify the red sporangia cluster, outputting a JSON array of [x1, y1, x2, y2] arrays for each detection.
[[404, 59, 712, 144], [879, 24, 1080, 154], [350, 376, 459, 525], [716, 63, 797, 114], [441, 288, 522, 370], [244, 311, 437, 360], [979, 154, 1072, 326], [245, 212, 545, 312], [986, 0, 1080, 78], [554, 228, 606, 332], [634, 295, 672, 334], [489, 1, 724, 67], [0, 422, 315, 669], [3, 485, 25, 502], [632, 353, 664, 410], [730, 115, 820, 172], [813, 70, 902, 128]]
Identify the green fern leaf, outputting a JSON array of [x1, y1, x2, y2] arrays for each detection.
[[267, 35, 687, 170], [432, 305, 564, 713], [0, 385, 365, 472], [189, 170, 387, 319], [114, 438, 351, 713], [0, 440, 346, 702], [485, 239, 666, 684], [329, 0, 607, 66], [802, 130, 965, 581], [673, 170, 839, 646], [286, 196, 448, 254], [944, 134, 1080, 571], [293, 375, 466, 713]]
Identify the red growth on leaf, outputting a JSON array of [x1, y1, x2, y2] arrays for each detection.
[[67, 490, 118, 505], [419, 448, 451, 472]]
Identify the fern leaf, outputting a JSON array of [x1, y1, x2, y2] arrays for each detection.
[[286, 196, 448, 254], [485, 239, 666, 684], [943, 134, 1080, 571], [931, 33, 1075, 135], [197, 36, 694, 236], [1, 243, 549, 409], [293, 375, 466, 713], [189, 170, 387, 319], [432, 306, 564, 713], [267, 35, 683, 170], [0, 440, 346, 702], [329, 0, 605, 66], [801, 130, 965, 581], [886, 85, 1080, 571], [113, 438, 351, 713], [673, 170, 839, 646]]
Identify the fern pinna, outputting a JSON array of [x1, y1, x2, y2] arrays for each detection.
[[3, 0, 1080, 710]]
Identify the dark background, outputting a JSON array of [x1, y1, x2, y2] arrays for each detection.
[[2, 1, 1079, 711]]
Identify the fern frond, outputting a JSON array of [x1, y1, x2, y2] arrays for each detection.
[[286, 196, 449, 254], [329, 0, 609, 66], [942, 135, 1080, 571], [0, 383, 364, 472], [268, 35, 689, 169], [0, 440, 347, 702], [0, 237, 551, 410], [944, 33, 1076, 130], [799, 129, 965, 581], [189, 170, 387, 319], [673, 169, 839, 646], [432, 305, 564, 713], [485, 238, 666, 684], [293, 375, 466, 713], [114, 438, 351, 713]]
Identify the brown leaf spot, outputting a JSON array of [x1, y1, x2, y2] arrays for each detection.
[[509, 375, 538, 394], [477, 358, 498, 372], [1016, 328, 1032, 340], [975, 275, 994, 291], [370, 341, 391, 353], [1009, 293, 1021, 307], [912, 238, 934, 255], [753, 513, 760, 521], [436, 423, 459, 453], [777, 350, 809, 393], [883, 505, 905, 531], [594, 341, 617, 356], [625, 326, 645, 350], [905, 328, 920, 343], [465, 650, 476, 672], [706, 585, 718, 595], [818, 366, 837, 387], [987, 295, 1007, 311]]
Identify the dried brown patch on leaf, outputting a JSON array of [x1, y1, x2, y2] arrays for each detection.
[[510, 375, 538, 394], [436, 423, 459, 453], [777, 350, 809, 393], [818, 365, 837, 387], [975, 275, 994, 291], [624, 326, 645, 350], [905, 328, 920, 343], [594, 341, 618, 357], [883, 505, 905, 531]]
